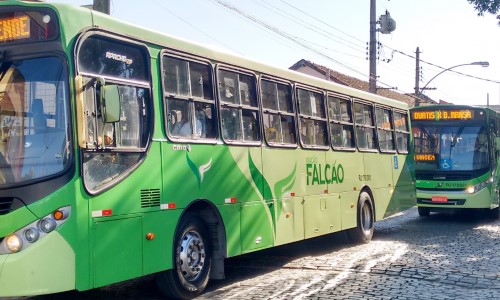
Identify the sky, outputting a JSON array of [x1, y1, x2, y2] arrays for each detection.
[[50, 0, 500, 106]]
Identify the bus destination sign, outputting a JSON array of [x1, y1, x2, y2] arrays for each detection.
[[414, 154, 436, 162], [412, 109, 475, 121], [0, 15, 30, 42]]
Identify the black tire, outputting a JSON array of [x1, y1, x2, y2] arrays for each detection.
[[418, 207, 430, 217], [347, 191, 374, 244], [156, 213, 211, 300], [487, 207, 499, 220]]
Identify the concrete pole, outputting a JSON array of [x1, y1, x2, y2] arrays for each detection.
[[369, 0, 377, 94]]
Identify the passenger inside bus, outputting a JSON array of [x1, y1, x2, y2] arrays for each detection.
[[473, 128, 488, 168]]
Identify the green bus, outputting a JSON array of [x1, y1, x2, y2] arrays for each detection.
[[411, 105, 500, 218], [0, 1, 415, 298]]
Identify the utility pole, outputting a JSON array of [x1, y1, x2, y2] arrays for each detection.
[[369, 0, 377, 93], [414, 47, 420, 106], [93, 0, 110, 14]]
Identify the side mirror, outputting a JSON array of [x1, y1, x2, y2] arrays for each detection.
[[100, 84, 121, 123], [496, 137, 500, 151]]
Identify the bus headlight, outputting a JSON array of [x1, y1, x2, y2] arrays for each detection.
[[5, 234, 23, 253], [39, 218, 57, 233], [24, 227, 40, 243], [0, 206, 71, 254], [465, 177, 493, 194]]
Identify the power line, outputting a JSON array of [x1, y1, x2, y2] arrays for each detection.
[[389, 47, 500, 84], [210, 0, 368, 79]]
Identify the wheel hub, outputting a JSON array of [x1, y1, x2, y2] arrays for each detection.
[[178, 231, 206, 281]]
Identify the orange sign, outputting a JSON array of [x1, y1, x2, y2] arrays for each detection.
[[414, 154, 436, 161], [0, 16, 30, 42], [412, 109, 473, 121]]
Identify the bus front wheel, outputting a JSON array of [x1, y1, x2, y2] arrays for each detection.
[[347, 192, 374, 244], [156, 213, 211, 300], [418, 207, 430, 217]]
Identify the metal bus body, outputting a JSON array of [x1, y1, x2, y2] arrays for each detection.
[[410, 105, 500, 217], [0, 1, 415, 298]]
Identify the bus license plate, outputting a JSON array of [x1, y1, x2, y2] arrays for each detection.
[[431, 196, 448, 203]]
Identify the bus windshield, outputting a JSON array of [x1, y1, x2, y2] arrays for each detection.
[[413, 124, 489, 172], [0, 56, 70, 186]]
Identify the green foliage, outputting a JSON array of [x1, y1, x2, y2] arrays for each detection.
[[468, 0, 500, 15]]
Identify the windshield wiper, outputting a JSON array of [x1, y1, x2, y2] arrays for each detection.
[[451, 125, 465, 147]]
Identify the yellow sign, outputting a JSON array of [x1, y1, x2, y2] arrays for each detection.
[[0, 16, 30, 42], [414, 154, 436, 161], [412, 109, 473, 121]]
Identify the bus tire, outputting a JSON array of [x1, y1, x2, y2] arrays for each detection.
[[347, 191, 374, 244], [488, 207, 499, 219], [156, 213, 211, 300], [418, 207, 430, 217]]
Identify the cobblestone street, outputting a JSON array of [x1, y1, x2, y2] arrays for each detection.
[[199, 207, 500, 300], [6, 207, 500, 300]]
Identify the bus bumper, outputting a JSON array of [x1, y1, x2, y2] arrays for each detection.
[[0, 231, 75, 297], [416, 187, 494, 209]]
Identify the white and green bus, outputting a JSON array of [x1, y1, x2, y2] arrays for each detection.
[[0, 1, 415, 298], [411, 105, 500, 218]]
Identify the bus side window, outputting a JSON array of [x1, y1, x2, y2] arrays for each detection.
[[163, 55, 216, 140], [328, 95, 355, 150], [218, 68, 260, 144], [297, 88, 328, 148], [261, 78, 296, 147], [394, 112, 409, 153], [354, 102, 376, 151]]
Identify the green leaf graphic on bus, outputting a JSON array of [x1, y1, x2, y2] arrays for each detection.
[[186, 152, 212, 188], [248, 151, 272, 202], [274, 163, 296, 201]]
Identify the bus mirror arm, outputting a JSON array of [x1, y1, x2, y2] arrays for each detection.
[[75, 75, 88, 148]]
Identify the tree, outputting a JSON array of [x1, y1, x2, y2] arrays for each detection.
[[468, 0, 500, 25], [468, 0, 500, 15]]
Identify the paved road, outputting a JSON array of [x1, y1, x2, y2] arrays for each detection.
[[5, 207, 500, 299]]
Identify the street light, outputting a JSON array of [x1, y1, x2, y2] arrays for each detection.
[[420, 61, 489, 94]]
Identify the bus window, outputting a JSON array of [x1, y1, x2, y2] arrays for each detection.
[[297, 88, 328, 148], [77, 35, 152, 193], [328, 95, 355, 150], [0, 56, 70, 185], [375, 107, 395, 152], [261, 79, 296, 146], [218, 69, 260, 143], [162, 55, 216, 140], [394, 112, 409, 153], [353, 102, 376, 150]]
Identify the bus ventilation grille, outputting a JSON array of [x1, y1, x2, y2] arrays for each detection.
[[0, 197, 14, 215], [140, 189, 161, 208]]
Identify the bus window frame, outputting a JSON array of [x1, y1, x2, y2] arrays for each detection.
[[295, 84, 329, 151], [216, 64, 261, 146], [326, 92, 356, 152], [259, 75, 298, 149], [160, 51, 218, 144], [353, 99, 378, 153], [374, 105, 397, 154], [75, 31, 153, 194], [393, 109, 410, 154]]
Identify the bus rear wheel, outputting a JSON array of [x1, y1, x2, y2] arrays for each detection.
[[347, 192, 374, 244], [156, 213, 211, 300]]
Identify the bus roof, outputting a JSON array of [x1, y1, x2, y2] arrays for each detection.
[[6, 1, 409, 111]]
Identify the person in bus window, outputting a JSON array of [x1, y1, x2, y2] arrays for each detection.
[[474, 128, 488, 168]]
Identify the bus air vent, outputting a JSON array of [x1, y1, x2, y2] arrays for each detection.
[[0, 197, 15, 215], [140, 189, 161, 208]]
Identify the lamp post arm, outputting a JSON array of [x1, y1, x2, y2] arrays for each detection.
[[420, 63, 470, 93]]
